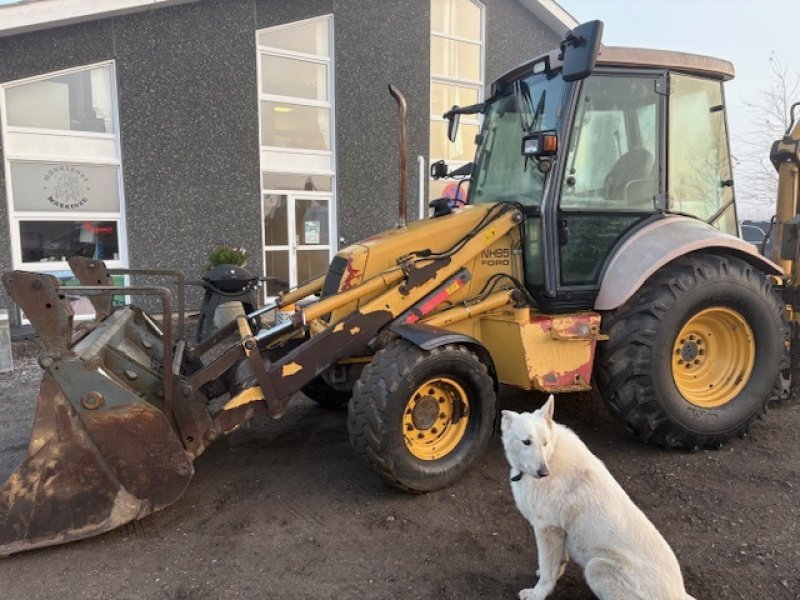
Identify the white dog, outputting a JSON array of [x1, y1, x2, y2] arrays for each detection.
[[501, 396, 695, 600]]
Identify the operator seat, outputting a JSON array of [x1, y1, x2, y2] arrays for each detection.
[[602, 147, 654, 205]]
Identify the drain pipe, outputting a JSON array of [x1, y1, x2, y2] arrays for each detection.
[[417, 155, 426, 219], [388, 84, 408, 228]]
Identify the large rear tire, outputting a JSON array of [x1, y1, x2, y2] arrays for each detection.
[[596, 253, 788, 449], [347, 340, 496, 492]]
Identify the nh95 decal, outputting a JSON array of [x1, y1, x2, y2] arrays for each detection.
[[481, 247, 511, 267]]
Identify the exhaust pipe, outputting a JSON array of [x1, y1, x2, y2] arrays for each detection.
[[388, 84, 408, 228]]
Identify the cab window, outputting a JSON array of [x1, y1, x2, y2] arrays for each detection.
[[668, 74, 736, 234]]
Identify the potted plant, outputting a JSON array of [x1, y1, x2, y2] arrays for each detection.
[[207, 244, 248, 270]]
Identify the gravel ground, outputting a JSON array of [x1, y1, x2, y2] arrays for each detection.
[[0, 337, 798, 599]]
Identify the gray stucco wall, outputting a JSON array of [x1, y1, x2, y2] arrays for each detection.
[[484, 0, 561, 83], [113, 0, 262, 312], [335, 0, 430, 245], [0, 0, 559, 325]]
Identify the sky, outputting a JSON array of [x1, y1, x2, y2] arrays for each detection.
[[559, 0, 800, 220]]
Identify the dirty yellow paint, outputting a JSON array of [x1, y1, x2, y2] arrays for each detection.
[[478, 310, 601, 392], [333, 322, 345, 333], [282, 362, 303, 377], [349, 326, 361, 335], [223, 387, 263, 410]]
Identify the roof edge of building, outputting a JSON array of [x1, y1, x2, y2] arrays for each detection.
[[0, 0, 579, 40], [515, 0, 580, 36], [0, 0, 200, 39]]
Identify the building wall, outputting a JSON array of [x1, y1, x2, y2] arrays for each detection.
[[484, 0, 561, 82], [0, 0, 559, 325], [335, 0, 430, 244]]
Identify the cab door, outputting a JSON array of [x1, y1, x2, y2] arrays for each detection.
[[554, 73, 663, 297]]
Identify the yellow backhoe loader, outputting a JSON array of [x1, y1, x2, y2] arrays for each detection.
[[1, 21, 797, 555]]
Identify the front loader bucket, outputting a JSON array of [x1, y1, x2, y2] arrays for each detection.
[[0, 372, 193, 555], [0, 270, 194, 556]]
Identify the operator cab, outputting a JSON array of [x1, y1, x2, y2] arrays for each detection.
[[435, 22, 738, 312]]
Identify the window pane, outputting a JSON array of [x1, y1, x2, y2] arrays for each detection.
[[669, 75, 734, 233], [263, 194, 288, 246], [431, 37, 480, 81], [431, 121, 478, 162], [264, 250, 290, 296], [10, 162, 120, 213], [261, 55, 327, 101], [262, 173, 332, 191], [20, 220, 119, 263], [297, 249, 329, 283], [257, 19, 329, 57], [431, 0, 481, 41], [560, 76, 658, 210], [431, 83, 479, 116], [296, 199, 329, 245], [260, 101, 330, 150], [5, 65, 114, 133]]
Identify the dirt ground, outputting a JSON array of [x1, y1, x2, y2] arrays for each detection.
[[0, 337, 798, 600]]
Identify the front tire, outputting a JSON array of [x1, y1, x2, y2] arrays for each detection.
[[596, 253, 788, 449], [347, 340, 496, 492]]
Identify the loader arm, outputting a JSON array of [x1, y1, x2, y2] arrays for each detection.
[[0, 203, 522, 556], [218, 203, 523, 415]]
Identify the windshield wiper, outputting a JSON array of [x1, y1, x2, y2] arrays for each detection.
[[514, 80, 546, 133]]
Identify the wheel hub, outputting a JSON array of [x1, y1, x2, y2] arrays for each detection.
[[411, 396, 440, 430], [678, 338, 701, 363]]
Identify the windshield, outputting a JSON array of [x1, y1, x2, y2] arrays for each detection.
[[469, 71, 568, 207]]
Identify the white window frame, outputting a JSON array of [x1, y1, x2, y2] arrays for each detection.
[[256, 15, 337, 298], [429, 0, 485, 172], [0, 60, 129, 274]]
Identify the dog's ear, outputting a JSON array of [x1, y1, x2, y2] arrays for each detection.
[[542, 395, 555, 427], [500, 410, 516, 432]]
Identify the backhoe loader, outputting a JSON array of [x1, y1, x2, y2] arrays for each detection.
[[1, 20, 797, 556]]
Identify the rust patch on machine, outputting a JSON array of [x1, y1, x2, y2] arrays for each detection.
[[0, 373, 193, 556]]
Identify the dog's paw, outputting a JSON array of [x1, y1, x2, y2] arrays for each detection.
[[518, 588, 548, 600]]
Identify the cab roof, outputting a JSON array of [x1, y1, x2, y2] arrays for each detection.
[[597, 46, 734, 81], [494, 45, 734, 92]]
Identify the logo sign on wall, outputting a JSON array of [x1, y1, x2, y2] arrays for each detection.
[[10, 161, 120, 213], [43, 166, 90, 210]]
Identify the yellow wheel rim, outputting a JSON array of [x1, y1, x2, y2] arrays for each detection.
[[402, 377, 470, 461], [671, 307, 755, 408]]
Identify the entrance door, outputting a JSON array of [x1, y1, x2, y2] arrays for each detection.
[[263, 191, 332, 297]]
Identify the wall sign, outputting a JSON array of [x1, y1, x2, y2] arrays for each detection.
[[10, 161, 120, 213]]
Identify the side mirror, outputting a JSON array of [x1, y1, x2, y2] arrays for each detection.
[[561, 20, 603, 82], [430, 160, 449, 179], [447, 110, 461, 142]]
